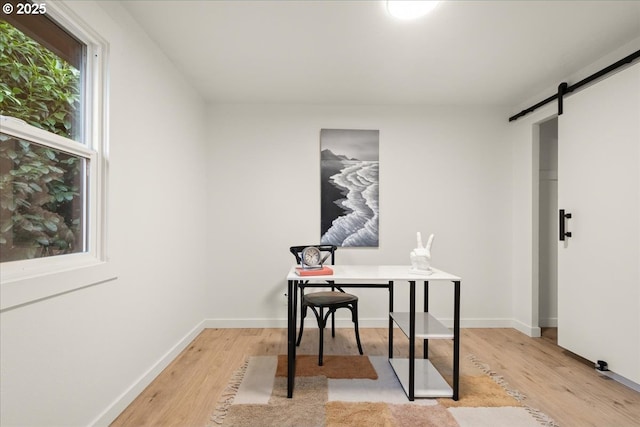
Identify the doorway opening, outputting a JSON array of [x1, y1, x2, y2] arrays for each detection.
[[536, 117, 558, 341]]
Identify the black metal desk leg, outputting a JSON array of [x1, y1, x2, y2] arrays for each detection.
[[287, 279, 296, 398], [409, 280, 416, 401], [388, 281, 394, 359], [423, 280, 429, 359], [453, 280, 461, 401]]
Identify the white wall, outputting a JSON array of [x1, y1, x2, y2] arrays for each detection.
[[2, 3, 636, 425], [0, 2, 208, 426], [205, 104, 514, 329]]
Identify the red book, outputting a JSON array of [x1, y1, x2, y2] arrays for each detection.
[[295, 266, 334, 276]]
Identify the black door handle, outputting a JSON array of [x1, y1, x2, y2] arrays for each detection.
[[559, 209, 572, 241]]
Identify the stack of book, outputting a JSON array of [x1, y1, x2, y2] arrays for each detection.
[[295, 266, 334, 276]]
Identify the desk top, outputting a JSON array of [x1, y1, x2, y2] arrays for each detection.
[[286, 265, 460, 281]]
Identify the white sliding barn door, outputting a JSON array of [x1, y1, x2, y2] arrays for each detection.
[[557, 63, 640, 384]]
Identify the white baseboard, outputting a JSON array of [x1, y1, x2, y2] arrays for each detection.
[[203, 318, 288, 329], [512, 319, 542, 337], [90, 320, 206, 427], [204, 317, 517, 329], [203, 318, 393, 329]]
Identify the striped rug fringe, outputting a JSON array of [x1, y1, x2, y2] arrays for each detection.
[[209, 359, 249, 426], [466, 354, 560, 427]]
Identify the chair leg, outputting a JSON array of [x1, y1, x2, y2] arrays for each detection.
[[352, 303, 364, 355], [318, 307, 325, 366], [296, 304, 307, 346], [331, 312, 336, 338]]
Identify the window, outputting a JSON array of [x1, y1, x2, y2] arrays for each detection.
[[1, 119, 91, 262], [0, 2, 111, 310]]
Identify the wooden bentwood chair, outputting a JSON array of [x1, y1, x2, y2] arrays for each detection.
[[290, 245, 363, 366]]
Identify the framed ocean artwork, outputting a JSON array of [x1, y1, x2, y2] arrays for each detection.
[[320, 129, 379, 247]]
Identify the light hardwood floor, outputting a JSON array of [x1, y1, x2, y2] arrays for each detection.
[[111, 328, 640, 427]]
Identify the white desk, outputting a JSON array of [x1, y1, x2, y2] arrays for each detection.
[[286, 265, 461, 401]]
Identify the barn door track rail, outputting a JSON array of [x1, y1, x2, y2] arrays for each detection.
[[509, 49, 640, 122]]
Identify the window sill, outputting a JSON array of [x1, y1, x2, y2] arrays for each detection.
[[0, 258, 117, 311]]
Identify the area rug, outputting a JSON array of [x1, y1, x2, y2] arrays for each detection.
[[210, 354, 559, 427]]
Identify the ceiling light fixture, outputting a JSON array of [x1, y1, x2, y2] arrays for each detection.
[[386, 1, 440, 20]]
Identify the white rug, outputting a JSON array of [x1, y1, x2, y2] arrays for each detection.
[[212, 355, 559, 427], [328, 356, 438, 405], [450, 407, 545, 427]]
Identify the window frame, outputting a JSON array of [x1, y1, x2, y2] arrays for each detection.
[[0, 2, 114, 311]]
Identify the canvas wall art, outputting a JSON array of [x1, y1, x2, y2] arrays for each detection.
[[320, 129, 379, 247]]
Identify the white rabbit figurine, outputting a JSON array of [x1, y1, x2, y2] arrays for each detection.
[[410, 232, 434, 274]]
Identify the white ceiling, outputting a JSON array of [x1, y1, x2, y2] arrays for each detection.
[[122, 1, 640, 108]]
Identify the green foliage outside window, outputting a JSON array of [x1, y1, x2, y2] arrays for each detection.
[[0, 21, 84, 262], [0, 21, 80, 138]]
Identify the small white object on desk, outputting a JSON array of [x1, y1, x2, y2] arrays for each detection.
[[409, 232, 434, 274]]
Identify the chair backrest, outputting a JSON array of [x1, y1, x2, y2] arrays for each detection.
[[289, 245, 337, 266]]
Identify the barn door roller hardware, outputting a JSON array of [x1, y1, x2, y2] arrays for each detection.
[[509, 49, 640, 122]]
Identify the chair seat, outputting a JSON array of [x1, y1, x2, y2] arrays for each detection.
[[304, 291, 358, 306]]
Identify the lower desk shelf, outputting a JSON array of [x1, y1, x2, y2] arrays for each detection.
[[388, 358, 453, 398], [390, 312, 453, 339], [389, 311, 455, 399]]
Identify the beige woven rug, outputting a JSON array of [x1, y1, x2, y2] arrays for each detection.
[[211, 354, 559, 427]]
